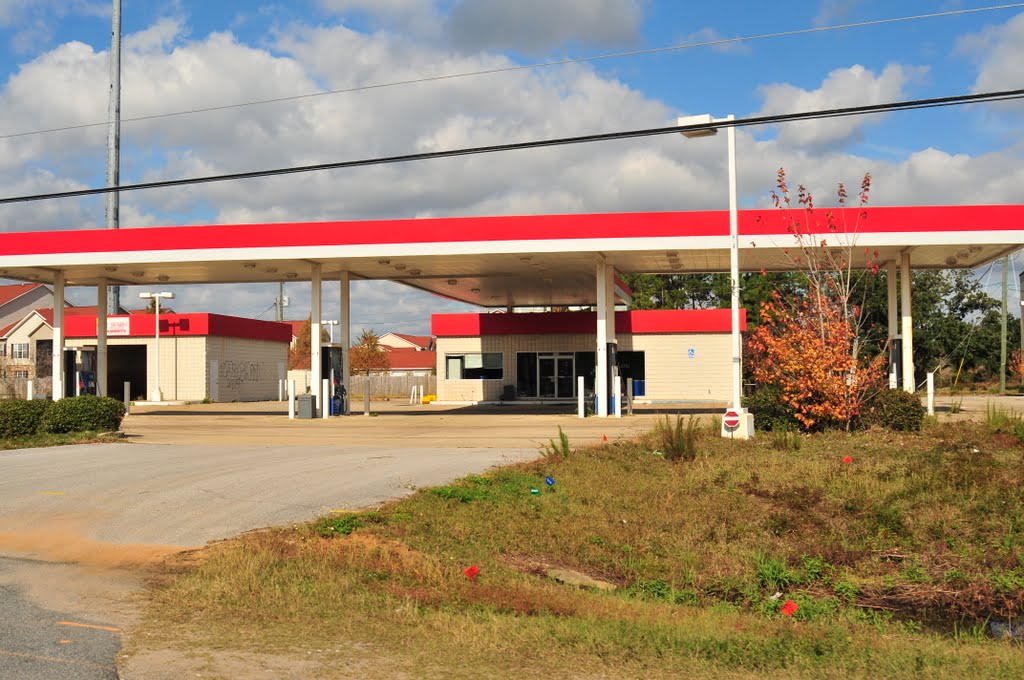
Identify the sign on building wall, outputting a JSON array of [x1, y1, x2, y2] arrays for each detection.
[[107, 317, 130, 336]]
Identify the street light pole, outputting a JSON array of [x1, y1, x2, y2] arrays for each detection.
[[139, 291, 174, 402], [678, 113, 753, 439]]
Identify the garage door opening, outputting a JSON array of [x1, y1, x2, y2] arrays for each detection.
[[108, 346, 147, 402]]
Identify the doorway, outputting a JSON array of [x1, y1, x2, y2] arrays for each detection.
[[538, 353, 575, 399]]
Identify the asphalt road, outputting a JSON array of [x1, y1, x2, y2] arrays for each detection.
[[1, 557, 121, 680], [0, 439, 540, 680]]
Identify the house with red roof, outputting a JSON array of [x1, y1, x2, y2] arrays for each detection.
[[0, 283, 58, 338], [379, 332, 434, 352]]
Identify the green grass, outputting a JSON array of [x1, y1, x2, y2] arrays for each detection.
[[131, 421, 1024, 678], [0, 430, 123, 450]]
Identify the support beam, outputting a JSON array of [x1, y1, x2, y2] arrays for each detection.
[[900, 252, 915, 393], [97, 279, 108, 397], [886, 261, 898, 389], [595, 260, 609, 417], [52, 271, 65, 400], [311, 264, 322, 413], [339, 271, 351, 414]]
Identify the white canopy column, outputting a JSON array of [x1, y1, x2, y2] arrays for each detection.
[[339, 270, 351, 414], [886, 261, 898, 389], [311, 264, 323, 413], [900, 252, 915, 393], [595, 261, 617, 417], [52, 271, 65, 400], [97, 279, 108, 397]]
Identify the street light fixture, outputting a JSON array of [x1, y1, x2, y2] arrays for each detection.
[[321, 319, 338, 344], [139, 291, 174, 402], [678, 113, 753, 438]]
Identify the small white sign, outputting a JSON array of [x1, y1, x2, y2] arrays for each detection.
[[107, 317, 130, 336]]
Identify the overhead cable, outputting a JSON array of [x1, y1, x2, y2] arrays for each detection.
[[1, 87, 1022, 206]]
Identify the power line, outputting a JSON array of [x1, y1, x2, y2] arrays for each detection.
[[1, 2, 1021, 142], [1, 87, 1021, 207]]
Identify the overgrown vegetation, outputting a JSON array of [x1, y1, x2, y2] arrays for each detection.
[[134, 419, 1024, 678]]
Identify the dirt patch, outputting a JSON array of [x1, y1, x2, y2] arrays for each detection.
[[0, 524, 186, 571], [120, 647, 395, 680]]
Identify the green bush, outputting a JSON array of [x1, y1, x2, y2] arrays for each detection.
[[859, 389, 925, 431], [39, 395, 126, 434], [744, 386, 798, 432], [0, 398, 51, 438]]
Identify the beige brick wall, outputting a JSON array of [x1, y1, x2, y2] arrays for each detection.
[[207, 337, 288, 402], [436, 332, 732, 403], [65, 336, 209, 401], [631, 333, 731, 402]]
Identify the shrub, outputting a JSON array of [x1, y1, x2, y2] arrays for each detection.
[[744, 386, 798, 432], [0, 398, 51, 438], [859, 389, 925, 431], [39, 395, 126, 434]]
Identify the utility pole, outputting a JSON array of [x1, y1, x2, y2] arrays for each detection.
[[1000, 255, 1008, 394], [105, 0, 122, 313]]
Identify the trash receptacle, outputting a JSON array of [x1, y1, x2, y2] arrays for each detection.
[[297, 394, 315, 419]]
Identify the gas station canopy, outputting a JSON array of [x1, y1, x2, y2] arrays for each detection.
[[0, 206, 1021, 307]]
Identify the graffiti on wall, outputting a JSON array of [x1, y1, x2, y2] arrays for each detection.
[[219, 360, 264, 388]]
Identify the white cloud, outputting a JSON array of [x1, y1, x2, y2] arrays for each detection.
[[756, 64, 926, 151], [446, 0, 645, 54], [0, 16, 1021, 330], [0, 0, 109, 53], [680, 27, 751, 55], [813, 0, 865, 27], [957, 11, 1024, 96]]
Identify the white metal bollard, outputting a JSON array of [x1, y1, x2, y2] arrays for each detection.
[[75, 370, 81, 397], [323, 379, 330, 419], [613, 376, 622, 418], [927, 372, 935, 416], [578, 376, 585, 418], [288, 380, 296, 420], [410, 386, 417, 405], [626, 378, 634, 416], [419, 385, 424, 403], [364, 378, 370, 416], [278, 379, 283, 402], [124, 381, 131, 415], [26, 380, 33, 401]]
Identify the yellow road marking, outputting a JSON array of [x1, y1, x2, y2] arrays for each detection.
[[56, 620, 123, 633], [0, 648, 112, 669], [38, 491, 65, 495]]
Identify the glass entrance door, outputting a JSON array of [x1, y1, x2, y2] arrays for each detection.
[[538, 354, 575, 399]]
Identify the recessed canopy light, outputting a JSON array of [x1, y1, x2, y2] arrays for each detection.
[[265, 267, 278, 274], [157, 275, 170, 282], [105, 266, 118, 272], [131, 271, 144, 277], [378, 259, 391, 265], [285, 272, 298, 279], [395, 264, 407, 271], [243, 263, 257, 269], [447, 279, 458, 286], [471, 288, 481, 294], [409, 269, 421, 276]]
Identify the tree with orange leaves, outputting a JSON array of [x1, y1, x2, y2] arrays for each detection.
[[746, 169, 887, 430]]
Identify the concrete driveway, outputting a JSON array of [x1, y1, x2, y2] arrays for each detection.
[[0, 401, 666, 679]]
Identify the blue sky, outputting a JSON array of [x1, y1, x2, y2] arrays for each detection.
[[0, 0, 1021, 329]]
